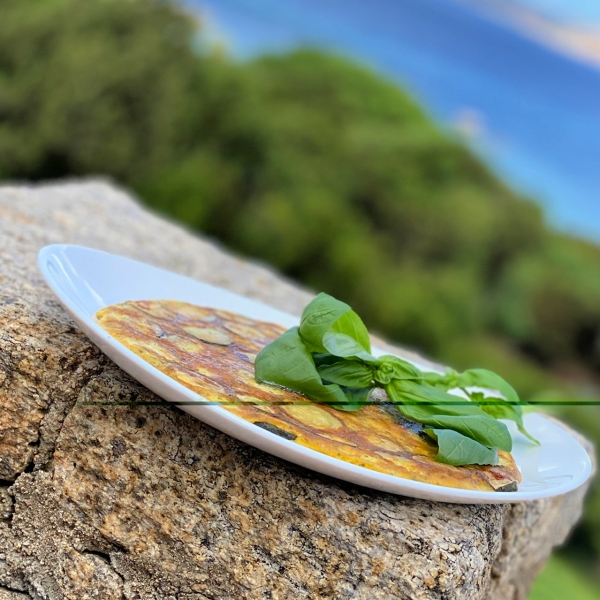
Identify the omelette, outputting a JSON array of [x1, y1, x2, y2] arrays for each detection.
[[95, 300, 521, 492]]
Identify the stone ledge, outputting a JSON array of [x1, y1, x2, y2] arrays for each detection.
[[0, 180, 594, 600]]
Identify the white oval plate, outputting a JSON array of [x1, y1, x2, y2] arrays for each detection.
[[38, 244, 593, 504]]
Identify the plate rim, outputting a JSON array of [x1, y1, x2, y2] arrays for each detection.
[[38, 243, 594, 504]]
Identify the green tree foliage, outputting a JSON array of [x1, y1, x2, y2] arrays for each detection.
[[0, 0, 216, 181], [2, 0, 600, 579]]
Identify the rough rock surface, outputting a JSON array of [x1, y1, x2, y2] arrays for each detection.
[[0, 180, 594, 600]]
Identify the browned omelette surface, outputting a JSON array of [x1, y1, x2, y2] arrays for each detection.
[[95, 300, 521, 492]]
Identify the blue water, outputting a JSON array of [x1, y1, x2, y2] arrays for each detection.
[[187, 0, 600, 241]]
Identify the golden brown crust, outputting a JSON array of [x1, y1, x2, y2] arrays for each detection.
[[95, 300, 522, 492]]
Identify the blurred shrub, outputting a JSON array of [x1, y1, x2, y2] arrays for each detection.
[[0, 0, 216, 181], [528, 555, 600, 600], [496, 235, 600, 367]]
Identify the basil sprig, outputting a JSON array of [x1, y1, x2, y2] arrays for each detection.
[[255, 293, 538, 466]]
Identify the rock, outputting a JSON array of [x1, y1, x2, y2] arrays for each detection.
[[0, 180, 594, 600]]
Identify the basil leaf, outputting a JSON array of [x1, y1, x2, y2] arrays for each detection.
[[422, 369, 459, 390], [457, 370, 539, 445], [390, 380, 490, 416], [329, 310, 371, 353], [317, 359, 375, 388], [299, 293, 373, 359], [311, 353, 340, 368], [425, 429, 499, 466], [387, 380, 513, 449], [470, 392, 540, 445], [322, 331, 375, 361], [299, 293, 354, 353], [336, 386, 373, 412], [457, 368, 520, 404], [255, 327, 350, 406], [396, 400, 486, 421], [388, 385, 511, 450], [373, 355, 422, 384], [420, 414, 512, 451]]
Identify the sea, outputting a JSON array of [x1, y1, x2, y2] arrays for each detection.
[[186, 0, 600, 242]]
